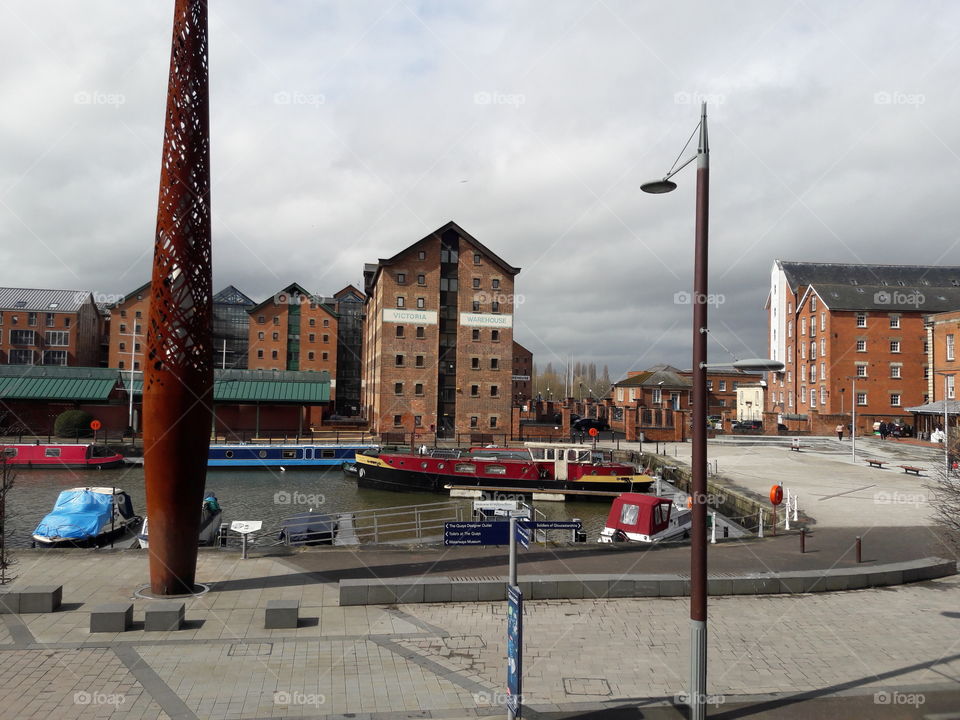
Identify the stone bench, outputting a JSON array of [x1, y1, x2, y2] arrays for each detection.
[[144, 601, 185, 631], [0, 585, 63, 614], [338, 557, 957, 605], [0, 592, 19, 614], [265, 599, 299, 629], [90, 603, 134, 633]]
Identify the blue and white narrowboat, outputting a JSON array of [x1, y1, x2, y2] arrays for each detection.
[[207, 443, 377, 469]]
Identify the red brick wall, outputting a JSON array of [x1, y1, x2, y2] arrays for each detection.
[[930, 310, 960, 401], [108, 289, 150, 370]]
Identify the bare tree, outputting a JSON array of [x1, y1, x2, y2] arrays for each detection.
[[926, 434, 960, 553], [0, 455, 15, 584]]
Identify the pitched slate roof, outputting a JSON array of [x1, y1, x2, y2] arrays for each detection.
[[0, 287, 91, 313], [778, 261, 960, 293], [807, 283, 960, 312], [614, 367, 691, 388]]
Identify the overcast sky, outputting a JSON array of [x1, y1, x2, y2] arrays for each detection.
[[2, 1, 959, 383]]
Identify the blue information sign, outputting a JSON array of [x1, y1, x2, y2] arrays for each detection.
[[519, 520, 582, 531], [506, 584, 523, 715], [443, 521, 509, 546], [515, 523, 530, 549]]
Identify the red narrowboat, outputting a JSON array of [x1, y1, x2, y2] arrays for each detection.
[[0, 443, 125, 470], [353, 443, 654, 500]]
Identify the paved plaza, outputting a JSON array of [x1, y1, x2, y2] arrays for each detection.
[[1, 546, 959, 719], [1, 435, 958, 719]]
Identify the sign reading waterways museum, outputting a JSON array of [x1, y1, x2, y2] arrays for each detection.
[[459, 312, 513, 328], [382, 308, 438, 324]]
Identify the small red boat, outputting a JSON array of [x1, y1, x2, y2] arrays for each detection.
[[598, 493, 692, 543], [0, 443, 124, 470]]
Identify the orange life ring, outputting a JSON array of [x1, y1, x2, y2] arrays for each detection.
[[770, 484, 783, 505], [686, 497, 693, 509]]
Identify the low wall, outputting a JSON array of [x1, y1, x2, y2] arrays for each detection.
[[338, 556, 956, 605]]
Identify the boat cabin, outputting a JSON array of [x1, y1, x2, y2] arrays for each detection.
[[599, 492, 691, 543]]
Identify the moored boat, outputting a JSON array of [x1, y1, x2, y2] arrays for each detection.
[[208, 443, 377, 469], [32, 487, 140, 548], [138, 494, 223, 548], [597, 493, 692, 543], [1, 443, 124, 469], [353, 443, 653, 500]]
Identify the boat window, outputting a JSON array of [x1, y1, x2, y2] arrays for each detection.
[[421, 462, 428, 469], [577, 450, 590, 462], [44, 448, 61, 457], [438, 463, 445, 470], [321, 450, 335, 458], [567, 450, 577, 461], [544, 449, 555, 460], [258, 450, 268, 458], [2, 448, 15, 457], [620, 504, 639, 525], [486, 464, 507, 475], [455, 463, 476, 473], [224, 450, 234, 459], [282, 450, 297, 459]]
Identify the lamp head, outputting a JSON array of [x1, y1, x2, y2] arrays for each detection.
[[640, 179, 678, 194]]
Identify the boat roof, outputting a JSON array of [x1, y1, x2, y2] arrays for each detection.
[[2, 443, 95, 448], [66, 487, 127, 495], [612, 493, 674, 507]]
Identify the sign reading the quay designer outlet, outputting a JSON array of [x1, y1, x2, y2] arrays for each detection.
[[382, 309, 437, 324], [459, 312, 513, 328]]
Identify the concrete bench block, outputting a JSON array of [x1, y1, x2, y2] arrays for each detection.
[[707, 578, 735, 596], [477, 581, 504, 602], [0, 592, 19, 614], [19, 585, 62, 613], [607, 579, 634, 598], [395, 582, 425, 604], [657, 577, 689, 597], [631, 580, 661, 597], [144, 601, 185, 631], [90, 603, 133, 633], [531, 578, 559, 600], [556, 579, 584, 599], [451, 582, 479, 602], [581, 579, 608, 599], [866, 570, 903, 588], [265, 599, 299, 629], [422, 579, 452, 603], [338, 580, 368, 606], [366, 583, 399, 605]]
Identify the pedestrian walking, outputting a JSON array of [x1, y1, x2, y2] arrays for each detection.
[[835, 423, 844, 441], [879, 421, 889, 440]]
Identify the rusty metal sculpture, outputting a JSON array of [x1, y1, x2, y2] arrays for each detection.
[[142, 0, 214, 595]]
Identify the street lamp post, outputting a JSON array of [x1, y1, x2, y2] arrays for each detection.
[[642, 104, 781, 720], [642, 102, 710, 720], [848, 377, 857, 463]]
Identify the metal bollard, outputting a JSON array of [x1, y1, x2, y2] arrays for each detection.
[[800, 528, 806, 554], [856, 536, 862, 563]]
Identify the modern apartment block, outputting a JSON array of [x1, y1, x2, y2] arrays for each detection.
[[332, 285, 365, 417], [0, 287, 101, 366], [246, 283, 338, 382], [213, 285, 256, 369], [362, 221, 521, 438], [766, 261, 960, 418]]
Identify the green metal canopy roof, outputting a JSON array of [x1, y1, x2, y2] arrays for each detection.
[[0, 371, 117, 401], [121, 368, 330, 403]]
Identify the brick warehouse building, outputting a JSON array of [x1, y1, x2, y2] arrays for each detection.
[[362, 221, 520, 439], [512, 341, 533, 406], [0, 287, 101, 367], [246, 283, 338, 384], [766, 261, 960, 431]]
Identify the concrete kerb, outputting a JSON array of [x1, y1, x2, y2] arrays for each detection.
[[337, 557, 957, 605]]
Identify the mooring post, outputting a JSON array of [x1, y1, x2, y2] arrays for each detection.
[[800, 528, 806, 553], [856, 536, 862, 563]]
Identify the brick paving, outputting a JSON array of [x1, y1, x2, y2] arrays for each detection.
[[1, 550, 959, 719]]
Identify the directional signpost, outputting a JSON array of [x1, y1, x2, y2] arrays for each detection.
[[506, 583, 523, 719], [515, 522, 530, 549], [443, 521, 509, 546]]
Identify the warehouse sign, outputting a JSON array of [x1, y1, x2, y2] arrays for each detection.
[[460, 312, 513, 328], [512, 375, 530, 381], [382, 309, 437, 324]]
